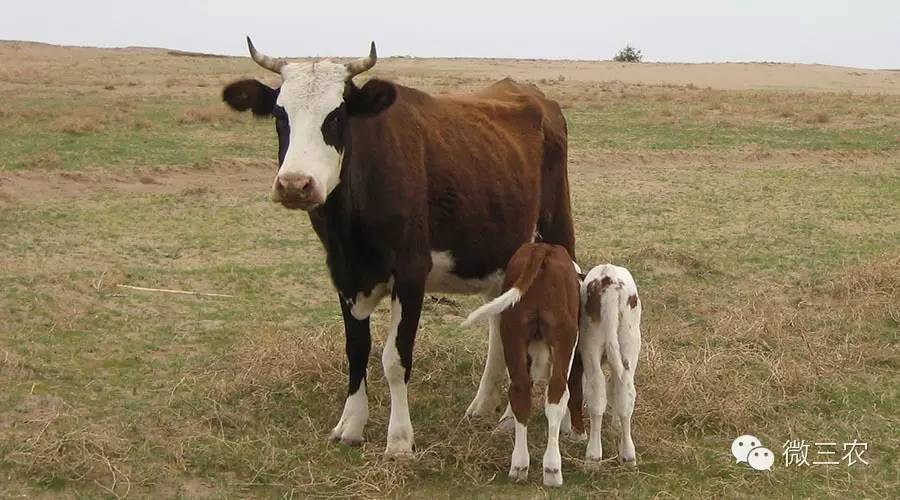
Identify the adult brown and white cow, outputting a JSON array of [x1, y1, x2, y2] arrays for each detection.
[[222, 38, 578, 456]]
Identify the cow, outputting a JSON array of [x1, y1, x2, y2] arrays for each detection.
[[221, 38, 578, 457], [462, 243, 580, 486], [580, 264, 642, 467]]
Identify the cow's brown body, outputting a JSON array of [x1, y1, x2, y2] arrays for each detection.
[[315, 78, 574, 291]]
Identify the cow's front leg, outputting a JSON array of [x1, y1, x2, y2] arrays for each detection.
[[382, 281, 425, 457], [466, 313, 507, 418], [330, 297, 371, 445]]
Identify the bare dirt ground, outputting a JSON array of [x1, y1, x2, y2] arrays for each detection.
[[0, 159, 274, 204]]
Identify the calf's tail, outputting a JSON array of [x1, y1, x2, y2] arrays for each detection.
[[461, 245, 551, 327]]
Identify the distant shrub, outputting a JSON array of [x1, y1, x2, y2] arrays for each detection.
[[613, 45, 643, 63]]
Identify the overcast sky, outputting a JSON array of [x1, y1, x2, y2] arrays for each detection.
[[3, 1, 898, 69]]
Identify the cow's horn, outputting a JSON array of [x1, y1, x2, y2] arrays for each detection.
[[346, 42, 377, 78], [247, 36, 286, 74]]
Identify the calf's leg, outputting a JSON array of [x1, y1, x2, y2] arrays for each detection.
[[611, 364, 637, 465], [542, 334, 575, 487], [581, 329, 607, 469], [503, 318, 532, 482]]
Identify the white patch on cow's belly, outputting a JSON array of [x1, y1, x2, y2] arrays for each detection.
[[350, 278, 393, 320], [426, 251, 504, 295]]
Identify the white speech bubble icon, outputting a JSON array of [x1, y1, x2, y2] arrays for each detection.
[[747, 446, 775, 471], [731, 435, 761, 463]]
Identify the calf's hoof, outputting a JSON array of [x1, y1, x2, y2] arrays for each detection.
[[543, 468, 563, 487], [618, 455, 637, 467], [583, 456, 603, 472], [383, 446, 414, 460], [339, 436, 364, 447], [508, 466, 529, 482], [383, 435, 415, 459]]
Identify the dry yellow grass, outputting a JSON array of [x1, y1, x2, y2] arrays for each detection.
[[0, 41, 898, 498], [178, 106, 242, 124]]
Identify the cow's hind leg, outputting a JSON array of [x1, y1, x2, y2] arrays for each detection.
[[382, 282, 425, 458], [330, 298, 371, 445], [466, 313, 506, 418]]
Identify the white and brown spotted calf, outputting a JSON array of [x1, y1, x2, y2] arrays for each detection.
[[580, 264, 642, 468], [463, 243, 580, 487]]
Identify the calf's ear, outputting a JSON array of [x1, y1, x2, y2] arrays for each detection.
[[222, 79, 277, 116], [346, 79, 396, 117]]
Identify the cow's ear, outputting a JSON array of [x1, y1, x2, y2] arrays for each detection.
[[346, 79, 396, 117], [222, 79, 277, 116]]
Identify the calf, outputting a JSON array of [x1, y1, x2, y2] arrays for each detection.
[[580, 264, 642, 468], [462, 243, 580, 487]]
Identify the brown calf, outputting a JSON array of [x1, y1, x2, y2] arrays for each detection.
[[462, 243, 580, 487]]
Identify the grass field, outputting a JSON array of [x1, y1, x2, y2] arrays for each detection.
[[1, 41, 899, 498]]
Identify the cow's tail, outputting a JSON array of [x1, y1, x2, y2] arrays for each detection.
[[584, 275, 626, 381], [462, 245, 550, 327]]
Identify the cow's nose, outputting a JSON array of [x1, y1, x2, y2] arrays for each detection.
[[277, 173, 314, 198]]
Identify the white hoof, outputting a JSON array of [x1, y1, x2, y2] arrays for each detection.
[[329, 421, 364, 446], [619, 441, 637, 466], [383, 432, 414, 459], [509, 466, 529, 482], [543, 468, 563, 487], [384, 443, 414, 459], [584, 456, 603, 471]]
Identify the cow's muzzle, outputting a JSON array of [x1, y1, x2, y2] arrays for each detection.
[[272, 173, 322, 210]]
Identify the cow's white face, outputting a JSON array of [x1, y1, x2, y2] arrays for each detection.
[[271, 61, 348, 209], [222, 39, 391, 211]]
